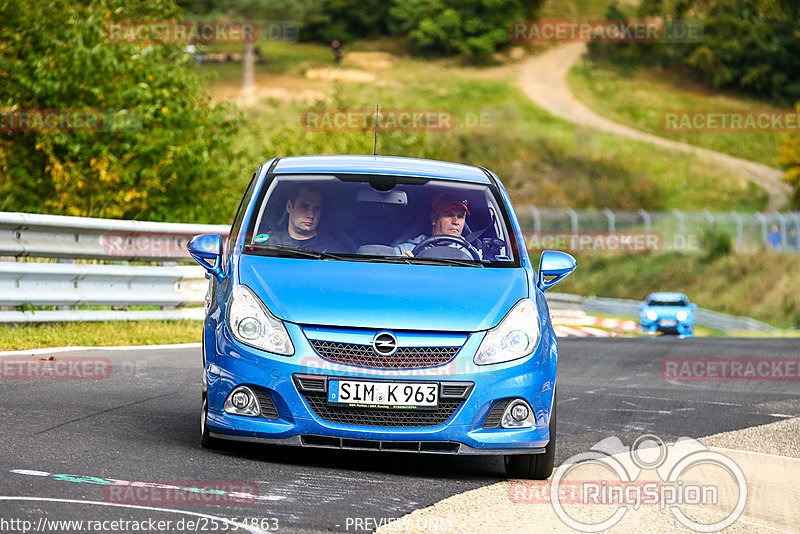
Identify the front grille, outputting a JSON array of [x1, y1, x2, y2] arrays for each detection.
[[309, 339, 460, 369], [300, 391, 463, 427]]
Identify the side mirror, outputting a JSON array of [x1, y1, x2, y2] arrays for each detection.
[[188, 234, 224, 280], [691, 303, 697, 311], [537, 250, 577, 292]]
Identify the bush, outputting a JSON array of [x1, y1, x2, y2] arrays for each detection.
[[702, 226, 733, 260], [587, 0, 800, 102], [389, 0, 538, 60], [0, 0, 242, 222]]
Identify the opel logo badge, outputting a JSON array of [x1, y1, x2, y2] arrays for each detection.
[[372, 331, 398, 356]]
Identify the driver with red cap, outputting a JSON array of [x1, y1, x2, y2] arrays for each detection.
[[395, 192, 477, 258]]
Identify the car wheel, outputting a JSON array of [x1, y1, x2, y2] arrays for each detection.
[[505, 389, 557, 480], [200, 396, 224, 449]]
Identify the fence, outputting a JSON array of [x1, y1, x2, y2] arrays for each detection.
[[0, 210, 791, 327], [519, 208, 800, 254], [0, 212, 227, 322]]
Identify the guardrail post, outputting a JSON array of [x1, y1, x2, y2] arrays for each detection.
[[776, 212, 787, 252], [673, 209, 685, 252], [529, 206, 541, 234], [566, 208, 578, 237], [638, 209, 651, 233], [755, 212, 767, 248], [603, 208, 615, 234], [730, 211, 743, 249]]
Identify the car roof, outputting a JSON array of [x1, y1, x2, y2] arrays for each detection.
[[646, 292, 689, 301], [270, 155, 492, 184]]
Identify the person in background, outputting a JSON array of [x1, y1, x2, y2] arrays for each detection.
[[767, 224, 782, 251], [331, 40, 342, 64]]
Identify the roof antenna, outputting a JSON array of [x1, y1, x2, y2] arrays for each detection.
[[373, 104, 380, 156]]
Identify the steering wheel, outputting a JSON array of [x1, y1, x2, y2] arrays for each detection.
[[411, 234, 481, 261]]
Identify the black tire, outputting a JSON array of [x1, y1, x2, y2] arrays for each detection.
[[200, 397, 224, 449], [505, 390, 557, 479]]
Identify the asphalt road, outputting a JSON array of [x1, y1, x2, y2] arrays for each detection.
[[1, 338, 798, 534]]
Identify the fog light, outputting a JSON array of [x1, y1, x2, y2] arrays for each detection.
[[224, 386, 261, 417], [231, 391, 249, 409], [511, 404, 529, 421], [501, 399, 535, 429]]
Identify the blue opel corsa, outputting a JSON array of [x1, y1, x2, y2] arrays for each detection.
[[188, 155, 576, 479]]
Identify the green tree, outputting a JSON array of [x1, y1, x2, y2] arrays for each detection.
[[0, 0, 241, 222], [390, 0, 538, 60], [589, 0, 800, 101]]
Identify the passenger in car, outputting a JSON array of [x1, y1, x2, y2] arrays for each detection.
[[266, 184, 349, 253]]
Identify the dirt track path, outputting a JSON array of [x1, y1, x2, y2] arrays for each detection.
[[517, 42, 791, 211]]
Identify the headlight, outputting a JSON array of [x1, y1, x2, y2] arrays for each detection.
[[646, 310, 658, 321], [474, 299, 540, 365], [227, 285, 294, 355], [676, 310, 689, 321]]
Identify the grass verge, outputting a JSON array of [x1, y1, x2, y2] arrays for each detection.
[[0, 320, 202, 352], [567, 58, 787, 168]]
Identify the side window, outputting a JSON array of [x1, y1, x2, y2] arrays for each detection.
[[225, 173, 258, 266]]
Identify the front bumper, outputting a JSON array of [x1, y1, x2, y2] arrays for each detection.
[[640, 319, 694, 335], [204, 322, 558, 454]]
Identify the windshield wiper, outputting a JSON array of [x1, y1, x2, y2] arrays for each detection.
[[373, 255, 483, 268], [244, 243, 347, 261]]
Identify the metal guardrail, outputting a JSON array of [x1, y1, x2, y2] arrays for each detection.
[[0, 211, 227, 261], [546, 293, 780, 333], [0, 212, 228, 323]]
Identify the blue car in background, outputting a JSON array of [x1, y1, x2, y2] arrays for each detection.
[[639, 292, 697, 336], [188, 155, 576, 479]]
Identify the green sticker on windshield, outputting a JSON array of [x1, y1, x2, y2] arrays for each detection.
[[254, 234, 270, 242]]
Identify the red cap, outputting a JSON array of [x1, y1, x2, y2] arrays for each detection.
[[431, 192, 470, 215]]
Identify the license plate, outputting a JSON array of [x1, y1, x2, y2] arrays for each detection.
[[328, 380, 438, 409], [660, 319, 678, 326]]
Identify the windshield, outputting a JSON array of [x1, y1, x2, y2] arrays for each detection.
[[648, 299, 689, 307], [243, 174, 518, 266]]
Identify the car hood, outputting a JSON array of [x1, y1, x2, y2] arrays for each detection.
[[238, 256, 529, 332]]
